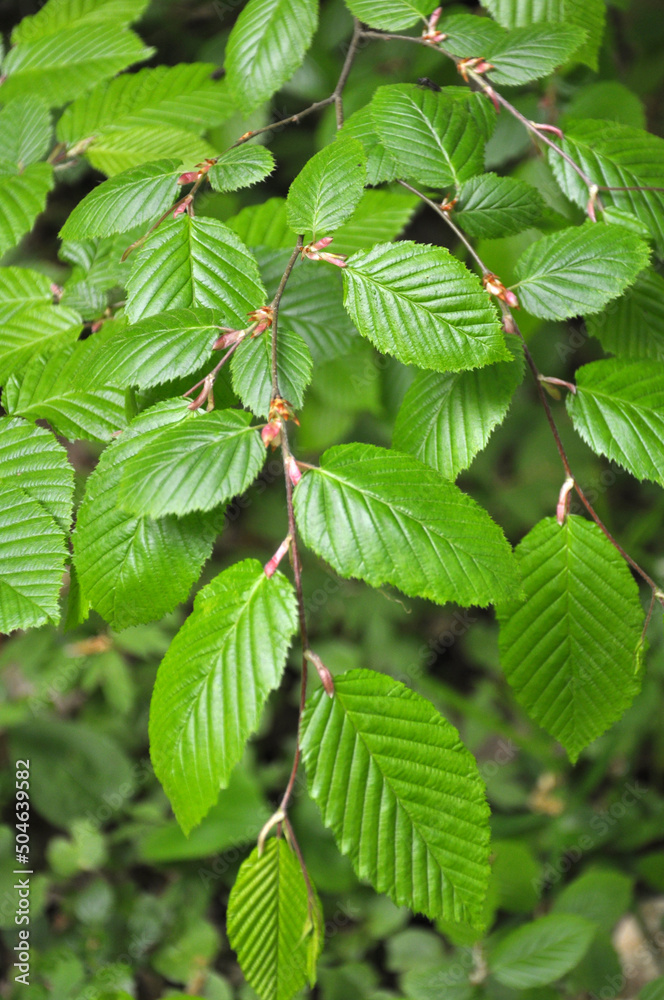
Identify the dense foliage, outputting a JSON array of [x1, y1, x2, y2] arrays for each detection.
[[2, 0, 664, 998]]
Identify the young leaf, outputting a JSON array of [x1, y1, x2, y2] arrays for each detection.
[[0, 22, 153, 107], [548, 120, 664, 253], [82, 308, 221, 390], [4, 342, 127, 442], [343, 0, 431, 31], [293, 443, 520, 608], [393, 342, 524, 479], [586, 269, 664, 361], [513, 223, 650, 320], [342, 241, 507, 373], [118, 409, 266, 518], [0, 163, 53, 257], [337, 106, 399, 187], [371, 85, 483, 189], [566, 359, 664, 486], [225, 0, 318, 113], [489, 914, 596, 988], [330, 188, 419, 256], [455, 173, 543, 238], [484, 25, 586, 86], [125, 216, 266, 325], [0, 417, 74, 532], [0, 481, 68, 633], [208, 146, 276, 193], [0, 97, 51, 171], [231, 328, 313, 417], [60, 160, 181, 240], [73, 399, 221, 630], [149, 559, 298, 833], [227, 838, 323, 1000], [0, 303, 81, 386], [497, 516, 644, 762], [301, 669, 491, 925], [286, 138, 367, 239]]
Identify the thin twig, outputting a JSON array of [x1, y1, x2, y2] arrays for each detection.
[[399, 179, 488, 273], [271, 239, 303, 399], [333, 18, 363, 128]]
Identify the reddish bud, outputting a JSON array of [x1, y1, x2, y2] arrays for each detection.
[[556, 477, 574, 526], [178, 170, 200, 185], [284, 454, 302, 486], [439, 197, 458, 213], [422, 5, 447, 42], [483, 272, 519, 309], [485, 86, 501, 114], [304, 650, 335, 697], [529, 121, 564, 141], [173, 194, 193, 217], [302, 237, 348, 268], [213, 328, 246, 350], [261, 420, 282, 449], [264, 534, 292, 577], [458, 57, 495, 82], [586, 184, 599, 223], [50, 282, 63, 301], [248, 305, 273, 337]]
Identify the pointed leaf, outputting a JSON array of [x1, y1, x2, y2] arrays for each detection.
[[119, 409, 266, 518], [455, 173, 543, 238], [73, 399, 221, 630], [0, 303, 81, 385], [293, 443, 520, 608], [225, 0, 318, 113], [126, 216, 266, 324], [208, 145, 276, 193], [343, 0, 431, 31], [0, 163, 53, 257], [438, 13, 506, 58], [371, 84, 483, 189], [566, 359, 664, 486], [4, 341, 127, 442], [514, 223, 650, 320], [60, 160, 181, 240], [342, 241, 506, 372], [586, 269, 664, 361], [227, 838, 323, 1000], [393, 343, 524, 479], [82, 308, 221, 390], [301, 669, 491, 924], [231, 328, 313, 417], [497, 516, 644, 762], [0, 416, 74, 532], [286, 138, 366, 239], [548, 120, 664, 254], [149, 559, 298, 832], [484, 25, 586, 86], [0, 97, 51, 171], [489, 914, 596, 988]]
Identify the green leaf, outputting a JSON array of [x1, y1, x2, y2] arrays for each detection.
[[0, 416, 74, 532], [393, 343, 524, 479], [337, 106, 399, 187], [279, 267, 360, 364], [566, 359, 664, 486], [0, 303, 81, 385], [294, 443, 520, 608], [231, 329, 313, 417], [640, 978, 664, 1000], [513, 223, 650, 320], [455, 173, 543, 238], [371, 85, 483, 189], [586, 269, 664, 361], [227, 838, 323, 1000], [149, 559, 298, 833], [126, 216, 266, 324], [4, 341, 127, 442], [439, 13, 506, 58], [330, 188, 419, 256], [60, 160, 181, 240], [82, 308, 221, 390], [73, 399, 221, 630], [489, 913, 596, 988], [227, 197, 294, 250], [0, 162, 53, 257], [208, 145, 275, 193], [0, 481, 67, 633], [301, 669, 491, 924], [552, 869, 633, 934], [118, 409, 266, 518], [0, 22, 153, 107], [481, 0, 605, 70], [0, 97, 51, 171], [342, 241, 506, 372], [11, 0, 151, 44], [564, 81, 646, 130], [484, 25, 586, 86], [0, 266, 52, 308], [225, 0, 318, 113], [548, 120, 664, 254], [497, 516, 644, 762], [83, 126, 214, 178], [286, 138, 366, 239], [343, 0, 431, 31]]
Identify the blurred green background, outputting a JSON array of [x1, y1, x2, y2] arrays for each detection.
[[2, 0, 664, 997]]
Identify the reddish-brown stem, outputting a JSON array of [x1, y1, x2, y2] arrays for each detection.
[[271, 239, 303, 399], [399, 180, 489, 273], [182, 339, 242, 398], [334, 18, 363, 128]]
